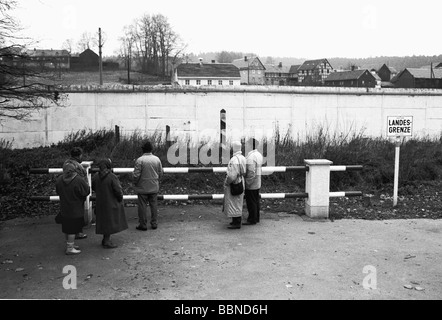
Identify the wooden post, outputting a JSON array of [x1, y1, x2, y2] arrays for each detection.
[[115, 125, 120, 143], [166, 125, 171, 149], [220, 109, 228, 164]]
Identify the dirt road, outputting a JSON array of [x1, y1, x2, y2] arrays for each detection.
[[0, 204, 441, 300]]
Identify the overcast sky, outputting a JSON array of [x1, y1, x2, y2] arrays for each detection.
[[11, 0, 441, 59]]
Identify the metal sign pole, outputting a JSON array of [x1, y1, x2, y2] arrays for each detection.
[[393, 136, 401, 207]]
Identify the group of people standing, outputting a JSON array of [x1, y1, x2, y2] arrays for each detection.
[[223, 138, 263, 229], [55, 138, 262, 255]]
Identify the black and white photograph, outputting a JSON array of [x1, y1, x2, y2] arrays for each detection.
[[0, 0, 441, 307]]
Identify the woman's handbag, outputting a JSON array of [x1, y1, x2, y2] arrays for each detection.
[[230, 156, 244, 196], [230, 179, 244, 196]]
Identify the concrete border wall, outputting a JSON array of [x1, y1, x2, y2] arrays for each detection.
[[1, 85, 442, 149]]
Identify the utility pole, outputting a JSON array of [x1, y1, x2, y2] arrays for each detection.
[[127, 42, 131, 84], [99, 27, 103, 85]]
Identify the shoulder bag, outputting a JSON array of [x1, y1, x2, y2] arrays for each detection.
[[230, 156, 244, 196]]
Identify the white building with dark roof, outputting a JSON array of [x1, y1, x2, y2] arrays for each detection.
[[174, 60, 241, 87]]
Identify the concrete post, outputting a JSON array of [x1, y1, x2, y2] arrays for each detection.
[[304, 159, 333, 219], [81, 161, 94, 226]]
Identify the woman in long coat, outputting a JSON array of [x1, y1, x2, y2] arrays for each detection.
[[92, 158, 128, 248], [223, 141, 247, 229]]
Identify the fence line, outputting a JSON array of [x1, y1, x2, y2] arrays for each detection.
[[29, 165, 363, 175], [29, 160, 363, 219]]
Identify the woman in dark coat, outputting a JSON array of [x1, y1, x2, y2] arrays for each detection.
[[92, 159, 128, 248]]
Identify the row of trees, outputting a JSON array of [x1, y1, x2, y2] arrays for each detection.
[[62, 30, 108, 55], [118, 13, 186, 77]]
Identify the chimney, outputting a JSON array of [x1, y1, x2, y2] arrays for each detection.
[[244, 56, 248, 62], [278, 62, 282, 68], [211, 60, 215, 63], [198, 58, 203, 66]]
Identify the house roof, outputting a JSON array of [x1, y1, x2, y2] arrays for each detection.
[[263, 64, 291, 74], [289, 65, 301, 74], [79, 48, 98, 57], [404, 68, 442, 79], [324, 69, 375, 82], [177, 63, 240, 78], [379, 64, 397, 74], [25, 49, 70, 57], [419, 62, 442, 69], [298, 59, 331, 71], [232, 56, 263, 69]]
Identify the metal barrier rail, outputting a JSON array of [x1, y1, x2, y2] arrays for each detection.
[[29, 165, 363, 174], [31, 192, 313, 202], [29, 161, 364, 219], [31, 191, 364, 202]]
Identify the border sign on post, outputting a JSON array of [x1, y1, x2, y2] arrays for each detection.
[[387, 116, 413, 137], [387, 116, 413, 207]]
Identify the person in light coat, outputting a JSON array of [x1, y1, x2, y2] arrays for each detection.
[[223, 140, 247, 229], [244, 138, 263, 225]]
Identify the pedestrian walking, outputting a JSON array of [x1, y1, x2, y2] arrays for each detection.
[[244, 138, 263, 225], [92, 158, 128, 249], [133, 140, 163, 230], [63, 147, 88, 240], [223, 141, 247, 229], [55, 161, 90, 255]]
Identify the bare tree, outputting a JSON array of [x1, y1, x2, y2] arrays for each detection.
[[118, 24, 136, 84], [120, 13, 185, 76], [0, 0, 64, 122], [62, 38, 75, 54], [77, 31, 97, 52]]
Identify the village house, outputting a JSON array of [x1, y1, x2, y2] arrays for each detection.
[[324, 69, 379, 88], [297, 58, 333, 85], [391, 68, 442, 89], [174, 59, 241, 87], [232, 56, 265, 85], [264, 62, 292, 86], [377, 64, 398, 82], [24, 48, 70, 70], [288, 65, 301, 85], [70, 48, 98, 71]]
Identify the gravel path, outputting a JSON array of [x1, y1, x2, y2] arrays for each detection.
[[0, 205, 441, 300]]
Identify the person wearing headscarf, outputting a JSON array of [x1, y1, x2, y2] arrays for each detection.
[[62, 147, 89, 240], [222, 140, 247, 229], [92, 158, 128, 248], [55, 158, 90, 255]]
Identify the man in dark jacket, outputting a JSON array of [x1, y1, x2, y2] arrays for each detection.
[[56, 165, 90, 255]]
